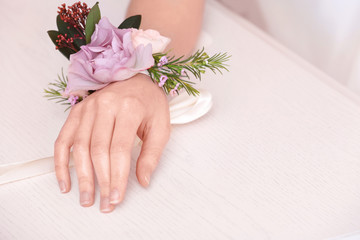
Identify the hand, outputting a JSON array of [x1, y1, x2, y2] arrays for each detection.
[[54, 73, 171, 213]]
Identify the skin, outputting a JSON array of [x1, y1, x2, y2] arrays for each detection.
[[126, 0, 205, 57], [54, 0, 205, 213]]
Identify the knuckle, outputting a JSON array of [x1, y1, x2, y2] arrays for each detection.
[[54, 136, 67, 149], [118, 96, 143, 112], [98, 179, 110, 188], [110, 142, 132, 155], [54, 162, 65, 172], [111, 172, 129, 184], [78, 175, 93, 186], [72, 140, 88, 154], [90, 142, 108, 157], [95, 92, 116, 105]]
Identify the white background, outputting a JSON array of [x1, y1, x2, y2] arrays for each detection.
[[217, 0, 360, 95]]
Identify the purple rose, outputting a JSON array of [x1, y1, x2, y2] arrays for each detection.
[[67, 17, 154, 94]]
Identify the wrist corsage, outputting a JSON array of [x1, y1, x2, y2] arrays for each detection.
[[44, 2, 230, 110]]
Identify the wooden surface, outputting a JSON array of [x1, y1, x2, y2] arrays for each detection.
[[1, 0, 360, 239]]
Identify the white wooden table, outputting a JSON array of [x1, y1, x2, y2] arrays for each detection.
[[1, 0, 360, 239]]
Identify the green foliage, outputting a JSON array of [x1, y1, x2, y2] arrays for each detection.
[[47, 30, 75, 59], [56, 15, 86, 50], [118, 15, 142, 29], [85, 2, 101, 43], [148, 48, 231, 96], [44, 69, 71, 111]]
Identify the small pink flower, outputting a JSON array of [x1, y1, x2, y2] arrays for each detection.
[[158, 75, 168, 87], [170, 83, 180, 96], [61, 87, 88, 98], [181, 68, 186, 76], [157, 56, 168, 67], [68, 95, 79, 106], [131, 29, 171, 54]]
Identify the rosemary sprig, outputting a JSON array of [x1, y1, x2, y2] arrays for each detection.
[[148, 47, 230, 96], [43, 69, 73, 111]]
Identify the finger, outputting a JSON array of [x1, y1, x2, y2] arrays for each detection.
[[91, 107, 116, 213], [136, 116, 171, 187], [72, 102, 96, 207], [109, 115, 142, 205], [54, 105, 82, 193]]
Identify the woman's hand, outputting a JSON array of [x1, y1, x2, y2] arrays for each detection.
[[54, 73, 171, 213]]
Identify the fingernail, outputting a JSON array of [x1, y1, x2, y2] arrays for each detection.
[[80, 192, 91, 205], [144, 174, 151, 186], [110, 189, 120, 204], [58, 180, 66, 193], [100, 197, 112, 213]]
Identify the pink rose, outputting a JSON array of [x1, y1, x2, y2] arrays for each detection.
[[67, 17, 154, 94], [131, 29, 171, 54]]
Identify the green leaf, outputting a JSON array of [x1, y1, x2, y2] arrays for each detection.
[[57, 15, 73, 35], [47, 30, 76, 60], [85, 2, 101, 43], [56, 15, 86, 50], [118, 15, 141, 29]]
